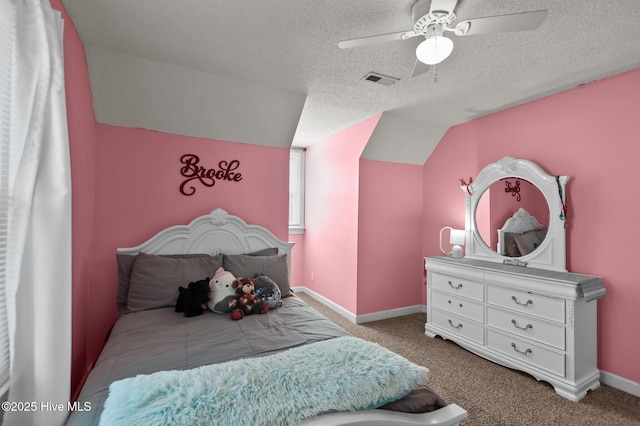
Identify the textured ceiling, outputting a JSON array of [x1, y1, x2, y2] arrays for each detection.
[[62, 0, 640, 165]]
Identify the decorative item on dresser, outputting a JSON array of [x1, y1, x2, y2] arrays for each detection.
[[439, 227, 465, 258], [425, 157, 607, 402]]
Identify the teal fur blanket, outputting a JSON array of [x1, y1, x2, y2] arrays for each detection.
[[99, 336, 429, 426]]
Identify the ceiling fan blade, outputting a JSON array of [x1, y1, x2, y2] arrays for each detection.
[[429, 0, 458, 15], [338, 30, 415, 49], [411, 59, 430, 78], [455, 10, 548, 36]]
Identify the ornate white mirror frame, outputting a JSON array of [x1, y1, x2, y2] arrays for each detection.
[[463, 157, 569, 272]]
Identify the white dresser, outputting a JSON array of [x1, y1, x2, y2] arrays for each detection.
[[425, 256, 605, 401]]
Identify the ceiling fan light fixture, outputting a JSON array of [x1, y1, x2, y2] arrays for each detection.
[[416, 35, 453, 65]]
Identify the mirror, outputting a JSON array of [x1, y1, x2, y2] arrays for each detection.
[[463, 157, 568, 272], [476, 179, 549, 255]]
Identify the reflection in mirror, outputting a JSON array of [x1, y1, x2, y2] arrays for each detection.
[[476, 178, 549, 256]]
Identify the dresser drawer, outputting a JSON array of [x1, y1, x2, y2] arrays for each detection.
[[430, 308, 484, 345], [432, 290, 484, 322], [487, 285, 565, 323], [431, 273, 484, 302], [487, 330, 565, 377], [486, 307, 565, 350]]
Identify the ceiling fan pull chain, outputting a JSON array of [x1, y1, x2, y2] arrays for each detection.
[[433, 64, 438, 83]]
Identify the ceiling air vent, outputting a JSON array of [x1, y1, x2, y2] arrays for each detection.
[[362, 72, 400, 86]]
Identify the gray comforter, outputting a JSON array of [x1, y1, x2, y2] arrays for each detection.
[[67, 295, 349, 426]]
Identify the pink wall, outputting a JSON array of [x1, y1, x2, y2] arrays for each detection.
[[303, 115, 379, 313], [357, 159, 424, 314], [422, 133, 480, 306], [49, 0, 98, 397], [90, 125, 290, 360], [423, 68, 640, 385], [289, 233, 305, 287], [301, 117, 425, 316]]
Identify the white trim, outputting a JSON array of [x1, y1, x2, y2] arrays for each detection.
[[288, 226, 305, 235], [356, 305, 424, 324], [600, 371, 640, 398], [292, 286, 357, 323], [289, 148, 305, 230], [292, 286, 426, 324]]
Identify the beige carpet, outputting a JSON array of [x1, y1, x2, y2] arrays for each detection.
[[296, 292, 640, 426]]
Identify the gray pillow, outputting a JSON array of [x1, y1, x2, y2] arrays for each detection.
[[116, 249, 278, 315], [126, 252, 223, 313], [116, 253, 139, 312], [514, 228, 548, 256], [116, 253, 212, 316], [223, 254, 290, 297], [246, 248, 279, 256], [502, 232, 521, 257]]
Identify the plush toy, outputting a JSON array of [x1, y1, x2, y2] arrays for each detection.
[[207, 267, 237, 313], [175, 278, 211, 317], [228, 277, 269, 320], [253, 273, 282, 309]]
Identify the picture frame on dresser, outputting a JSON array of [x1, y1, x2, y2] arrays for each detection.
[[425, 157, 607, 402]]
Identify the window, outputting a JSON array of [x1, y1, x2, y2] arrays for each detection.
[[289, 148, 305, 233]]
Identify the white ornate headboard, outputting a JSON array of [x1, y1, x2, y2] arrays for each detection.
[[497, 208, 543, 255], [117, 208, 294, 270]]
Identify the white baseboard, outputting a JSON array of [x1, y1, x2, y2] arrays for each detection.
[[355, 304, 425, 324], [292, 286, 640, 398], [292, 286, 357, 322], [291, 286, 425, 324], [600, 371, 640, 397]]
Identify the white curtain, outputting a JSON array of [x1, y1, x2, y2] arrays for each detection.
[[2, 1, 72, 425]]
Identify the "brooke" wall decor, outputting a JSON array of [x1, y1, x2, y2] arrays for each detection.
[[179, 154, 243, 196], [504, 179, 521, 202]]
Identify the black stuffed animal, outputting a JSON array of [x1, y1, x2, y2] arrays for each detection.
[[175, 278, 211, 317]]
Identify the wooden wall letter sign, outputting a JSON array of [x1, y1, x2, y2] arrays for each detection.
[[179, 154, 243, 196], [504, 179, 521, 202]]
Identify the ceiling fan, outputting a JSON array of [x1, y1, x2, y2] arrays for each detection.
[[338, 0, 548, 77]]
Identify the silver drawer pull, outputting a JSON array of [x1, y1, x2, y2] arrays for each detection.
[[448, 319, 463, 329], [448, 280, 463, 290], [511, 343, 532, 355], [511, 319, 533, 331], [511, 296, 533, 306]]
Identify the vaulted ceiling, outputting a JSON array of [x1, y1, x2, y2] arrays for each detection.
[[62, 0, 640, 165]]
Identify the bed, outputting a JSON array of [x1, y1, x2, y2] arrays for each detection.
[[67, 208, 467, 426], [497, 207, 548, 257]]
